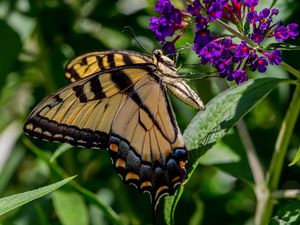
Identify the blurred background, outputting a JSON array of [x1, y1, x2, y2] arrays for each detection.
[[0, 0, 300, 224]]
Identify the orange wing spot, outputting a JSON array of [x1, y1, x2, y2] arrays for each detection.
[[171, 176, 181, 184], [70, 77, 76, 82], [109, 143, 119, 152], [115, 158, 126, 168], [179, 160, 186, 169], [125, 172, 140, 181], [155, 185, 169, 200], [140, 181, 152, 189], [25, 123, 34, 130]]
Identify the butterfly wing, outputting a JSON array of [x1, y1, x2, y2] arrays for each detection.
[[25, 52, 189, 211], [64, 50, 152, 83], [108, 74, 187, 210], [24, 65, 151, 148]]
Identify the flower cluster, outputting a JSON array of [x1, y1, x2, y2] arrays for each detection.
[[149, 0, 184, 42], [149, 0, 299, 84]]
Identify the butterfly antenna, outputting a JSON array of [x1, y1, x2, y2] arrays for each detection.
[[123, 26, 151, 53], [179, 71, 221, 81]]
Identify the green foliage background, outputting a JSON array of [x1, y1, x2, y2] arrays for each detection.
[[0, 0, 299, 225]]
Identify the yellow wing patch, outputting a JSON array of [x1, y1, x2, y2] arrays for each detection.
[[65, 51, 152, 83]]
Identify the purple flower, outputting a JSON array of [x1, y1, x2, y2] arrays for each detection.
[[155, 0, 173, 14], [251, 56, 268, 73], [258, 8, 271, 30], [245, 52, 258, 65], [287, 23, 299, 39], [244, 0, 258, 8], [234, 41, 250, 59], [274, 25, 289, 42], [232, 69, 248, 84], [149, 16, 175, 41], [187, 0, 201, 16], [259, 8, 270, 19], [207, 2, 223, 20], [193, 29, 211, 55], [251, 28, 264, 43], [218, 64, 233, 78], [149, 0, 183, 41], [149, 0, 298, 85], [221, 38, 233, 50], [247, 11, 259, 24], [208, 41, 223, 58], [267, 50, 282, 65], [271, 8, 279, 16], [195, 15, 208, 31]]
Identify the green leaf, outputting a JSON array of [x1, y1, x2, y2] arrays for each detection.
[[0, 176, 75, 216], [53, 190, 89, 225], [50, 144, 73, 162], [266, 43, 300, 51], [164, 77, 286, 224], [269, 201, 300, 225], [288, 146, 300, 166]]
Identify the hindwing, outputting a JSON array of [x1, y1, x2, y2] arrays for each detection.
[[108, 75, 187, 209]]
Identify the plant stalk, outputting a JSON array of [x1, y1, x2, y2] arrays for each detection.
[[257, 84, 300, 225]]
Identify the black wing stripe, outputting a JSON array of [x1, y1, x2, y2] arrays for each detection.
[[122, 53, 134, 65], [110, 70, 133, 91], [90, 76, 106, 99], [107, 52, 115, 68], [66, 68, 81, 81], [96, 55, 105, 71], [129, 90, 171, 142], [73, 85, 88, 102]]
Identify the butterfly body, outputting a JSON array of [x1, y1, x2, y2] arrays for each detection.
[[24, 49, 204, 210]]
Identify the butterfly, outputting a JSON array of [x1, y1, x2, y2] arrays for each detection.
[[23, 49, 204, 211]]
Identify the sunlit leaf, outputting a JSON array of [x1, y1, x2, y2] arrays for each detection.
[[288, 146, 300, 166], [269, 201, 300, 225], [164, 77, 286, 225]]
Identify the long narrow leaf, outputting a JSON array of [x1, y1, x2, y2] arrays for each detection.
[[0, 176, 75, 216]]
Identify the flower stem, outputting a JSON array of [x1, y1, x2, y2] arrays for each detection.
[[257, 84, 300, 225], [215, 19, 256, 47], [268, 84, 300, 190], [281, 62, 300, 79], [236, 121, 265, 187]]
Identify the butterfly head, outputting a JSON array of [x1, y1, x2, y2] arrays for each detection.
[[152, 49, 179, 78]]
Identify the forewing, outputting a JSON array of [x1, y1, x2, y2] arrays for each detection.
[[107, 75, 188, 210], [24, 66, 150, 149], [65, 51, 152, 83]]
